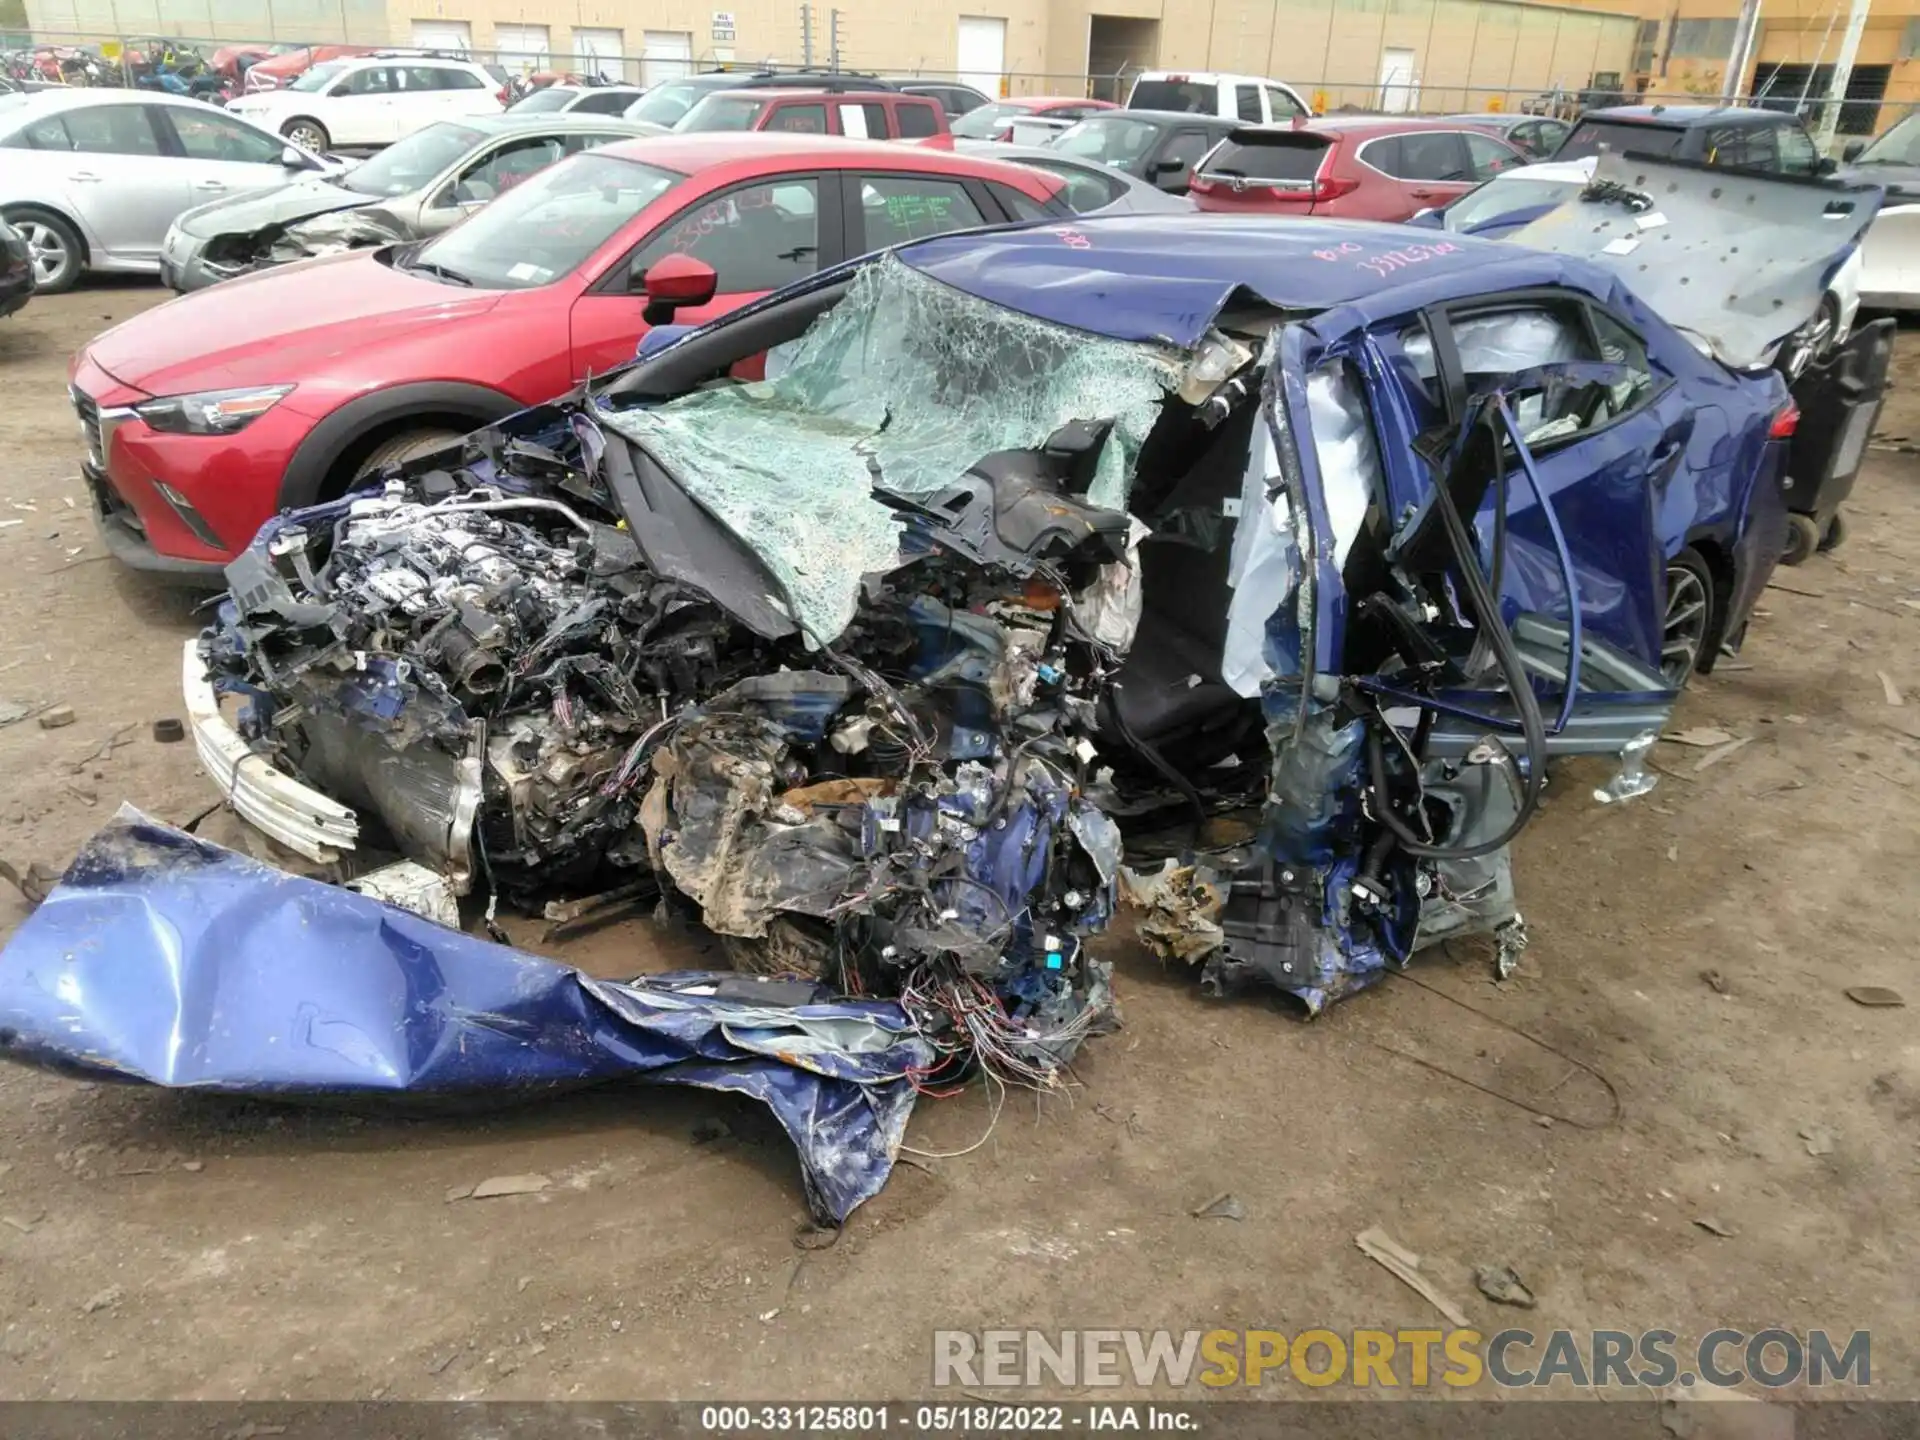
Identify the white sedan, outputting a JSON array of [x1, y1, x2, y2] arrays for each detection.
[[0, 89, 335, 293]]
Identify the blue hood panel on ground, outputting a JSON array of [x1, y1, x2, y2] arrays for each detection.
[[0, 808, 933, 1224]]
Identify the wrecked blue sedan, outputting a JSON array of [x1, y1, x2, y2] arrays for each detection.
[[164, 155, 1879, 1038]]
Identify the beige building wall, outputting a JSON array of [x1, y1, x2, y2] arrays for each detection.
[[1034, 0, 1635, 106], [394, 0, 1053, 83]]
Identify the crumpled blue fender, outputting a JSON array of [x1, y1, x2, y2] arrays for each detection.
[[0, 807, 934, 1224]]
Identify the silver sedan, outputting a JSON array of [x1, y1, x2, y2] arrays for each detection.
[[161, 112, 664, 291], [953, 139, 1197, 216], [0, 89, 334, 293]]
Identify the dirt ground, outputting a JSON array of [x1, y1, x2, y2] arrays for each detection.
[[0, 282, 1917, 1405]]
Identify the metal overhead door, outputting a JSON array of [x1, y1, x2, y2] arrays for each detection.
[[956, 16, 1006, 100], [642, 31, 693, 87], [411, 20, 472, 53], [496, 23, 551, 73], [572, 27, 625, 81]]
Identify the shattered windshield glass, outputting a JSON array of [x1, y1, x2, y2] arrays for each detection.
[[598, 253, 1182, 642]]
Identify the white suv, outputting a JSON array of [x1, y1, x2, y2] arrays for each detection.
[[1125, 71, 1312, 124], [227, 55, 504, 151]]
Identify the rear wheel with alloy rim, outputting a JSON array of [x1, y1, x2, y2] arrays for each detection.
[[281, 117, 330, 153], [7, 209, 82, 294], [1662, 547, 1717, 689]]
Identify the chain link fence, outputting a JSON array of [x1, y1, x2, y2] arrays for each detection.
[[7, 25, 1918, 145]]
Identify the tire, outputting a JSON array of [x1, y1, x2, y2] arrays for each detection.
[[349, 427, 466, 486], [1781, 512, 1821, 567], [280, 116, 330, 153], [1662, 547, 1717, 689], [5, 207, 83, 294], [1818, 509, 1847, 553]]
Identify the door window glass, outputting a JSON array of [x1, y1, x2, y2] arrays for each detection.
[[767, 103, 827, 134], [630, 177, 820, 293], [573, 90, 632, 114], [168, 109, 284, 164], [1264, 85, 1305, 119], [1155, 128, 1213, 184], [450, 136, 566, 204], [1775, 124, 1819, 175], [57, 105, 161, 157], [339, 66, 395, 95], [897, 101, 941, 138], [1029, 160, 1124, 212], [1235, 84, 1262, 122], [991, 181, 1058, 219], [11, 114, 76, 150], [1464, 132, 1520, 179], [1704, 123, 1778, 171], [1392, 130, 1470, 181], [860, 174, 985, 245]]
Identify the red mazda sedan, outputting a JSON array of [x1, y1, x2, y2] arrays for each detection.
[[70, 134, 1067, 579], [1190, 117, 1525, 222]]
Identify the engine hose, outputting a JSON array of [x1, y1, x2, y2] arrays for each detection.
[[1367, 408, 1546, 861]]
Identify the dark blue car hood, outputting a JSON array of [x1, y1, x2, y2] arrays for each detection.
[[897, 216, 1536, 347]]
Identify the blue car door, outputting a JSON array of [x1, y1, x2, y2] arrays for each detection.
[[1392, 292, 1696, 689]]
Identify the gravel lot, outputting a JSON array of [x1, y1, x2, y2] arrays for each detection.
[[1, 282, 1917, 1402]]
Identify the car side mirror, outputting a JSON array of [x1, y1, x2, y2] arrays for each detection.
[[638, 252, 718, 326], [1839, 141, 1863, 163], [280, 143, 310, 168]]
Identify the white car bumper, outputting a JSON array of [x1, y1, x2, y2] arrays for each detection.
[[182, 639, 359, 863]]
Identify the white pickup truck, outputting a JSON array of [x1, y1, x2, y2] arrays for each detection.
[[1125, 71, 1312, 124]]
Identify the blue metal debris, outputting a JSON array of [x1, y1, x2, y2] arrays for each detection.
[[0, 807, 934, 1225]]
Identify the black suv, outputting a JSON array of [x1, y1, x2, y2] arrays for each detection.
[[625, 68, 897, 127], [1555, 104, 1833, 176]]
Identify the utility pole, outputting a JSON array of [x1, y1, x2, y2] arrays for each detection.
[[829, 7, 843, 71], [800, 3, 814, 68], [1815, 0, 1871, 149], [1720, 0, 1762, 101]]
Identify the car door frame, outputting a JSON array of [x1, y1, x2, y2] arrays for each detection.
[[150, 102, 304, 208], [1391, 286, 1691, 692], [51, 100, 186, 265], [567, 167, 847, 379], [1387, 129, 1477, 209], [321, 63, 397, 146], [1141, 124, 1219, 193], [1461, 129, 1525, 181], [428, 129, 571, 216], [1280, 304, 1687, 760], [838, 169, 1019, 254]]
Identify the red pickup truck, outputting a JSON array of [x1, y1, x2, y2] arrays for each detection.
[[677, 87, 950, 143]]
